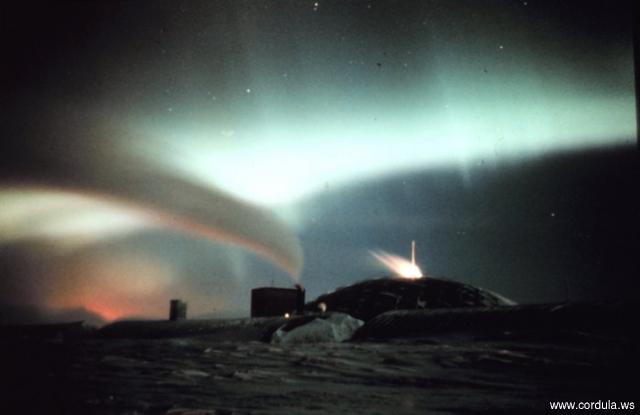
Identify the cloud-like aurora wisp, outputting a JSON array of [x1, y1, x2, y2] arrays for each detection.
[[0, 109, 303, 279]]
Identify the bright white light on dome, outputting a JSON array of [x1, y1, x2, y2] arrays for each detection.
[[371, 250, 424, 280]]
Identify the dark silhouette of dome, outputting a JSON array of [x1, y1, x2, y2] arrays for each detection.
[[305, 276, 512, 321]]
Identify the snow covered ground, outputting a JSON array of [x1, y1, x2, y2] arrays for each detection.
[[2, 327, 637, 414]]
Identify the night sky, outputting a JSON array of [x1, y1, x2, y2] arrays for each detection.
[[1, 0, 637, 324]]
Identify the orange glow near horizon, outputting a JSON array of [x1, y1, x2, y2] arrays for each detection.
[[47, 253, 176, 322], [54, 294, 163, 322], [82, 301, 134, 322], [45, 251, 240, 322]]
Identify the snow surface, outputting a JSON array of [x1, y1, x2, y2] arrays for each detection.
[[271, 313, 364, 344]]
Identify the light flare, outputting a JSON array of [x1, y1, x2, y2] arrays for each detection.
[[371, 250, 424, 280]]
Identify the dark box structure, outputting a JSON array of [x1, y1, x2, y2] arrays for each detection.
[[169, 299, 187, 321], [251, 286, 305, 317]]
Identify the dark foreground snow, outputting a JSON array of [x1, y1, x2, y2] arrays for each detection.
[[2, 326, 637, 414]]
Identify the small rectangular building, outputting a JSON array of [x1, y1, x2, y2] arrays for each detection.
[[251, 286, 305, 317], [169, 299, 187, 321]]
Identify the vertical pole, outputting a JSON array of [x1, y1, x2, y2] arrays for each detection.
[[411, 240, 416, 265], [634, 0, 640, 147]]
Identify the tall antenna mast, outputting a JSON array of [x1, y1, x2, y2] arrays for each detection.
[[411, 240, 416, 265]]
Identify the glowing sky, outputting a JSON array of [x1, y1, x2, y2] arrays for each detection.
[[128, 0, 635, 206], [1, 0, 637, 322]]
